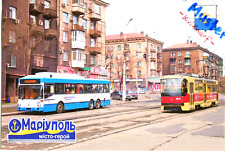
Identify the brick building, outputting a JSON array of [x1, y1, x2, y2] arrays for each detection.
[[162, 41, 223, 80], [2, 0, 58, 102], [57, 0, 109, 76], [106, 32, 163, 91]]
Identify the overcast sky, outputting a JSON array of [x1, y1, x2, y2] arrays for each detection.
[[104, 0, 225, 73]]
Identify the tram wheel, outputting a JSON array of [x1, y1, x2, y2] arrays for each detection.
[[96, 99, 101, 109], [89, 100, 94, 110], [56, 102, 64, 113]]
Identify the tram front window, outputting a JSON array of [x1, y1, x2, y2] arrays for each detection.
[[19, 85, 43, 99], [161, 78, 187, 96]]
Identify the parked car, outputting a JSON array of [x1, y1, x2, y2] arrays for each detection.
[[111, 91, 132, 101], [127, 91, 138, 99]]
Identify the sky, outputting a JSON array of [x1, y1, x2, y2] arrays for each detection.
[[104, 0, 225, 74]]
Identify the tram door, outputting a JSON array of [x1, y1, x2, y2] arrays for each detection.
[[203, 83, 206, 103], [189, 82, 194, 109]]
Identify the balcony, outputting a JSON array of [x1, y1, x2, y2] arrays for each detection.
[[150, 57, 156, 62], [44, 29, 57, 39], [90, 29, 101, 37], [90, 12, 101, 21], [43, 8, 57, 19], [150, 49, 156, 53], [30, 24, 44, 36], [72, 24, 85, 31], [29, 4, 43, 14], [72, 3, 85, 15], [72, 60, 84, 68], [90, 47, 101, 55], [184, 54, 191, 58], [72, 41, 85, 49], [157, 59, 162, 63]]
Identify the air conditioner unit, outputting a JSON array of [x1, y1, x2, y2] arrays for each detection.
[[60, 50, 64, 54], [39, 20, 43, 26], [15, 19, 20, 24], [62, 3, 66, 7]]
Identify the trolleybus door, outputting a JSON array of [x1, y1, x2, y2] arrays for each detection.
[[203, 83, 206, 103], [189, 82, 194, 109]]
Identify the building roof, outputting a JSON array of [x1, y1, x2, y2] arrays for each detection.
[[106, 33, 145, 41], [164, 42, 199, 49]]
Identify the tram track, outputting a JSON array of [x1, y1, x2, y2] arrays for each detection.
[[2, 99, 223, 150]]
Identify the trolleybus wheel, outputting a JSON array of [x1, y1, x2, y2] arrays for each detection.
[[56, 102, 64, 113], [89, 100, 94, 110], [96, 99, 101, 109]]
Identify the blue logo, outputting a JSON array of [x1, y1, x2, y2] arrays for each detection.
[[9, 119, 21, 133]]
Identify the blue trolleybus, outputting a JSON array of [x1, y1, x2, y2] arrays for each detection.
[[17, 72, 111, 113]]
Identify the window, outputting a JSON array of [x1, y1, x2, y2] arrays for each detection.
[[137, 71, 141, 76], [137, 43, 141, 49], [30, 15, 36, 24], [109, 54, 113, 59], [55, 84, 65, 94], [110, 72, 113, 77], [45, 20, 50, 29], [171, 52, 175, 56], [72, 50, 84, 61], [91, 21, 95, 30], [117, 54, 121, 59], [90, 55, 95, 65], [44, 84, 54, 98], [178, 67, 182, 72], [137, 61, 141, 67], [82, 19, 87, 29], [73, 0, 83, 5], [65, 84, 76, 94], [9, 31, 16, 43], [84, 54, 87, 64], [118, 45, 121, 51], [185, 58, 190, 64], [157, 46, 161, 52], [30, 0, 36, 4], [137, 53, 142, 58], [83, 2, 87, 12], [84, 84, 93, 93], [9, 7, 16, 19], [95, 4, 101, 15], [63, 50, 68, 61], [63, 0, 68, 5], [178, 52, 182, 56], [91, 38, 95, 47], [125, 44, 129, 50], [92, 84, 98, 93], [10, 55, 16, 67], [103, 84, 109, 93], [76, 84, 84, 94], [63, 31, 68, 42], [44, 0, 50, 8], [118, 63, 121, 68], [73, 15, 78, 25], [185, 52, 191, 56], [178, 59, 182, 64], [63, 12, 69, 23], [110, 63, 113, 68], [44, 40, 50, 52]]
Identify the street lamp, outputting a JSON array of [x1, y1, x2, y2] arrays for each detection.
[[122, 18, 133, 101]]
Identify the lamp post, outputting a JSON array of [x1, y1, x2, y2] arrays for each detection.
[[122, 18, 133, 101]]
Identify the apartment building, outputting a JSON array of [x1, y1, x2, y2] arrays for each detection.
[[106, 32, 163, 91], [57, 0, 108, 76], [162, 41, 223, 80], [2, 0, 58, 102]]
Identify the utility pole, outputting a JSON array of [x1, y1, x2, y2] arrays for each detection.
[[145, 38, 149, 98], [122, 18, 133, 101]]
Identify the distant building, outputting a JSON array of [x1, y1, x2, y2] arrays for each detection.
[[106, 32, 163, 91], [57, 0, 109, 76], [162, 41, 223, 80], [2, 0, 58, 102]]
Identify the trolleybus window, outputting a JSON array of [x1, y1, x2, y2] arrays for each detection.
[[55, 84, 65, 94], [161, 78, 187, 96], [44, 84, 54, 98], [19, 85, 43, 99]]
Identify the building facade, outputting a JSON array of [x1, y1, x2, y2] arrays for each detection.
[[2, 0, 58, 102], [106, 32, 163, 91], [57, 0, 108, 76], [162, 41, 223, 80]]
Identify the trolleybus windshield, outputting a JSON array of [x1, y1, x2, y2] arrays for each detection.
[[19, 85, 43, 99], [161, 78, 187, 96]]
